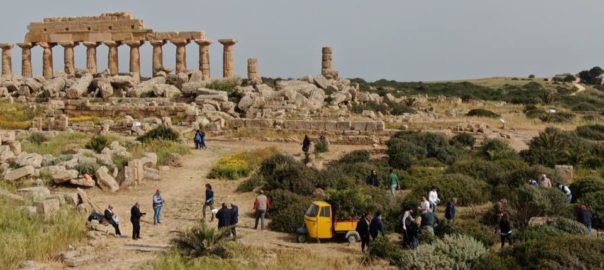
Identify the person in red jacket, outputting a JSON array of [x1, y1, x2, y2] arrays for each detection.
[[253, 190, 271, 230]]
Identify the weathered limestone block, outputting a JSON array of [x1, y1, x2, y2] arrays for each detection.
[[96, 78, 114, 98], [247, 58, 261, 85], [245, 119, 274, 129], [16, 186, 50, 202], [23, 77, 43, 93], [228, 118, 246, 129], [0, 130, 15, 141], [166, 153, 183, 167], [144, 167, 160, 181], [351, 121, 368, 131], [37, 198, 60, 220], [95, 166, 119, 192], [128, 76, 165, 97], [555, 165, 574, 182], [109, 75, 138, 89], [336, 121, 351, 130], [42, 77, 66, 98], [40, 165, 79, 184], [141, 152, 158, 167], [66, 73, 93, 98], [152, 84, 181, 98], [70, 176, 96, 188], [16, 153, 43, 168], [0, 43, 13, 76]]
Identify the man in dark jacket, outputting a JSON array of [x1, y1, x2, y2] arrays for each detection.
[[445, 198, 457, 221], [130, 202, 145, 240], [369, 210, 385, 239], [578, 204, 593, 235], [302, 135, 311, 153], [356, 212, 371, 253], [203, 184, 215, 222], [420, 210, 438, 236], [366, 170, 379, 187], [104, 205, 121, 236], [216, 203, 232, 230], [230, 203, 239, 239]]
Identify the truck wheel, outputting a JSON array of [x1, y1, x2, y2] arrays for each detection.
[[297, 234, 307, 243], [347, 235, 357, 244]]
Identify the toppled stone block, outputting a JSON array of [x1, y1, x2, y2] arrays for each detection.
[[36, 198, 60, 220], [141, 152, 157, 167], [40, 165, 79, 184], [95, 166, 119, 192], [15, 153, 43, 168], [6, 140, 21, 155], [144, 167, 160, 181], [555, 165, 574, 182], [70, 176, 96, 188], [3, 165, 35, 181]]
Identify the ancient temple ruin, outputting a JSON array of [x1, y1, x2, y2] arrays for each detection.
[[0, 12, 237, 79]]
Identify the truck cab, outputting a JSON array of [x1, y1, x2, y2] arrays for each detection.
[[296, 201, 360, 243]]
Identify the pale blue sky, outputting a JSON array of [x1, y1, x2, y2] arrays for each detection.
[[1, 0, 602, 81]]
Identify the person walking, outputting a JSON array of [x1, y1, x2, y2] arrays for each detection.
[[356, 212, 371, 253], [302, 135, 311, 154], [428, 186, 440, 212], [403, 208, 419, 248], [420, 209, 438, 236], [230, 203, 239, 239], [200, 131, 207, 149], [104, 205, 121, 236], [216, 203, 232, 230], [539, 174, 552, 188], [445, 198, 457, 221], [366, 170, 379, 187], [130, 202, 146, 240], [388, 169, 400, 196], [203, 184, 215, 222], [419, 196, 431, 213], [194, 129, 203, 149], [152, 189, 164, 225], [558, 183, 572, 203], [497, 212, 512, 248], [253, 190, 270, 230], [578, 204, 593, 235], [369, 210, 385, 240]]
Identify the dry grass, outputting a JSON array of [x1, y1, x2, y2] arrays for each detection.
[[21, 132, 91, 156], [0, 101, 43, 130], [128, 139, 191, 166]]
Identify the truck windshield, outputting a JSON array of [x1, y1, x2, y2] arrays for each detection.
[[306, 204, 320, 217]]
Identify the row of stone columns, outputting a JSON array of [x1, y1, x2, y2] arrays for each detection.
[[0, 39, 239, 79]]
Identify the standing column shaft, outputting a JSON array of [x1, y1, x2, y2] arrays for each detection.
[[17, 43, 33, 77], [104, 41, 121, 75], [150, 40, 166, 76], [195, 39, 212, 80], [247, 58, 261, 85], [39, 42, 56, 78], [59, 42, 77, 76], [218, 39, 238, 78], [321, 47, 333, 71], [83, 42, 99, 74], [171, 39, 189, 74], [0, 43, 14, 76], [126, 41, 144, 74]]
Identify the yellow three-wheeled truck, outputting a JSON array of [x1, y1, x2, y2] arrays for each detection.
[[296, 201, 360, 243]]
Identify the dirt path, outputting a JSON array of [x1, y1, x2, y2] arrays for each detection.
[[571, 82, 586, 96], [62, 140, 370, 270]]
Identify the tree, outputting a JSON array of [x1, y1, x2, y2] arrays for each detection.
[[578, 66, 603, 85]]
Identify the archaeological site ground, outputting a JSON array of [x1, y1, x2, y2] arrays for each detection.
[[1, 8, 604, 270]]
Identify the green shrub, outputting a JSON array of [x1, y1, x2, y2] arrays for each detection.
[[571, 102, 599, 112], [128, 139, 190, 166], [494, 165, 558, 188], [252, 154, 318, 195], [514, 225, 567, 242], [387, 132, 464, 169], [267, 189, 310, 216], [451, 133, 476, 149], [523, 105, 547, 119], [521, 127, 600, 167], [337, 150, 370, 164], [112, 154, 130, 171], [172, 222, 232, 258], [550, 217, 590, 235], [447, 159, 502, 184], [270, 198, 312, 233], [85, 135, 110, 153], [539, 111, 575, 123], [368, 236, 402, 265], [435, 221, 497, 247], [351, 101, 389, 114], [389, 102, 416, 115], [405, 174, 490, 206], [579, 191, 604, 228], [74, 162, 99, 177], [466, 108, 500, 118], [314, 139, 329, 154], [569, 176, 604, 202], [326, 188, 374, 219], [576, 124, 604, 140], [137, 125, 180, 142], [473, 252, 520, 270], [508, 185, 570, 227], [479, 139, 519, 161], [28, 132, 47, 145], [399, 234, 487, 270]]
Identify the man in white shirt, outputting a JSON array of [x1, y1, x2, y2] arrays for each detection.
[[428, 186, 440, 213], [419, 196, 431, 213], [558, 184, 572, 203]]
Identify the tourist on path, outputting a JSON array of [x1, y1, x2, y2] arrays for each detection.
[[104, 205, 121, 236], [203, 184, 215, 222], [200, 131, 207, 149], [445, 198, 457, 221], [302, 135, 311, 154], [497, 212, 512, 248], [578, 204, 593, 235], [539, 174, 552, 188], [558, 183, 572, 203], [130, 202, 146, 240], [194, 129, 203, 149], [230, 203, 239, 239], [402, 207, 418, 248], [419, 196, 431, 213], [253, 190, 270, 230], [369, 210, 385, 240], [366, 170, 379, 187], [388, 169, 400, 196], [152, 189, 164, 225], [216, 203, 232, 230], [428, 186, 440, 212], [356, 212, 372, 253], [420, 210, 438, 236]]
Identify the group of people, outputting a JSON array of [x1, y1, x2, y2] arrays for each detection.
[[301, 133, 329, 154], [365, 169, 401, 197], [194, 129, 207, 150], [355, 211, 386, 252], [88, 199, 149, 240], [528, 174, 573, 202]]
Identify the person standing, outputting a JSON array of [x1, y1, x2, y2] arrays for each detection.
[[419, 196, 431, 213], [369, 211, 385, 240], [420, 210, 438, 236], [216, 203, 232, 230], [445, 198, 457, 221], [302, 135, 311, 154], [428, 186, 440, 212], [558, 183, 572, 203], [200, 131, 207, 149], [388, 169, 400, 196], [402, 207, 418, 248], [203, 184, 215, 222], [366, 170, 379, 187], [356, 212, 371, 253], [253, 190, 270, 230], [497, 212, 512, 248], [539, 174, 552, 188], [130, 202, 146, 240], [230, 203, 239, 239], [194, 130, 203, 149], [578, 204, 593, 235], [104, 205, 121, 236], [152, 189, 164, 225]]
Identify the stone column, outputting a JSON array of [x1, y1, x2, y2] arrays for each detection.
[[321, 47, 338, 79], [83, 42, 99, 74], [247, 58, 261, 85], [125, 41, 144, 74], [103, 41, 121, 75], [38, 42, 56, 78], [150, 40, 166, 76], [194, 39, 212, 80], [218, 39, 237, 78], [0, 43, 14, 76], [59, 42, 78, 76], [171, 39, 189, 74], [17, 43, 33, 77]]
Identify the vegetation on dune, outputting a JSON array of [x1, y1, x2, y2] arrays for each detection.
[[208, 147, 280, 180], [137, 125, 180, 143]]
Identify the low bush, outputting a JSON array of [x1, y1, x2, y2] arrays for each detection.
[[368, 236, 402, 265], [326, 188, 374, 219], [576, 124, 604, 140], [337, 150, 370, 164], [28, 132, 47, 145], [523, 104, 547, 119], [508, 185, 571, 227], [129, 139, 190, 166], [314, 139, 329, 154], [267, 189, 310, 216], [578, 190, 604, 228], [447, 159, 502, 184], [387, 132, 464, 169], [450, 133, 476, 149], [137, 125, 180, 142], [172, 222, 232, 258], [270, 198, 312, 233], [479, 139, 519, 161], [248, 154, 318, 195], [539, 111, 575, 123], [405, 174, 490, 206], [569, 176, 604, 202], [85, 135, 110, 153], [208, 147, 279, 180], [466, 108, 500, 118], [571, 102, 599, 112], [435, 221, 497, 247], [521, 127, 601, 167], [22, 132, 89, 156], [74, 162, 99, 177], [398, 234, 487, 270]]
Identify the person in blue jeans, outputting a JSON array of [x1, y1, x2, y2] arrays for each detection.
[[152, 189, 164, 225]]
